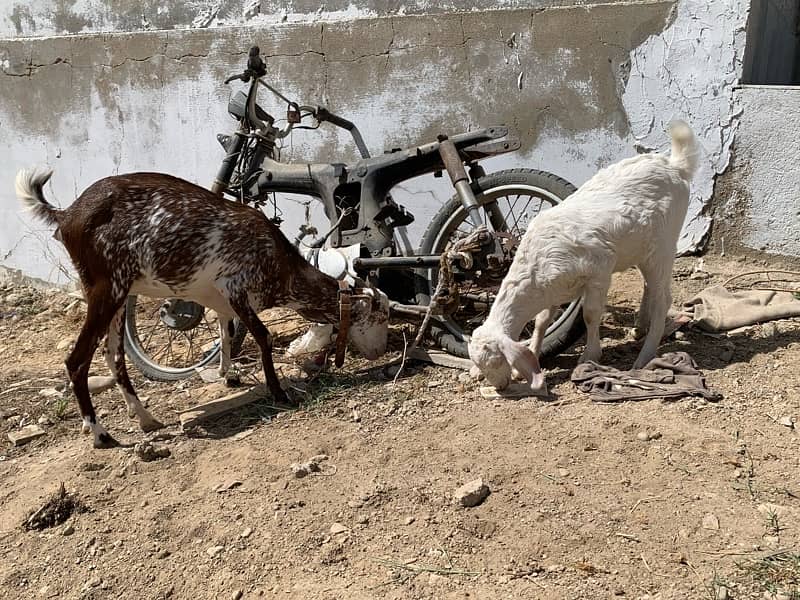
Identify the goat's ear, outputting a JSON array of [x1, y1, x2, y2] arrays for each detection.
[[497, 336, 546, 392]]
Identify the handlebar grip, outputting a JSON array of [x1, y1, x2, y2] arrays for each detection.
[[316, 107, 371, 159], [247, 46, 267, 78], [316, 107, 354, 131]]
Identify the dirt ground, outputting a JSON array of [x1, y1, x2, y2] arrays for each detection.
[[1, 255, 798, 600]]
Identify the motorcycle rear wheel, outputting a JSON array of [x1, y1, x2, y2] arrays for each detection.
[[416, 168, 585, 359]]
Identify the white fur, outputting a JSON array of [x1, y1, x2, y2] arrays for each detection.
[[286, 286, 390, 365], [469, 121, 699, 391], [286, 324, 335, 360]]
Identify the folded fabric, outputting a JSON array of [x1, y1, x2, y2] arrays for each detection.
[[682, 285, 800, 332], [571, 351, 721, 403]]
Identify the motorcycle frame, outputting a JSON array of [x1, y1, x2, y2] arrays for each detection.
[[212, 73, 519, 266]]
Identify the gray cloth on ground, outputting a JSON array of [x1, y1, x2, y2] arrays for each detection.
[[571, 351, 721, 403], [682, 285, 800, 332]]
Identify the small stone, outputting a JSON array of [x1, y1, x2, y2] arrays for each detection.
[[134, 441, 171, 462], [37, 416, 53, 427], [213, 479, 243, 493], [196, 368, 222, 384], [330, 523, 348, 535], [454, 478, 490, 508], [351, 410, 360, 422], [56, 337, 73, 351], [241, 527, 253, 538], [702, 513, 720, 530], [457, 372, 473, 384], [356, 515, 369, 525], [206, 545, 224, 558], [88, 577, 102, 588], [38, 388, 61, 398], [636, 431, 649, 441], [546, 564, 566, 573], [7, 424, 46, 446], [231, 591, 243, 600], [87, 376, 117, 394], [714, 584, 730, 600], [402, 516, 415, 525], [157, 549, 170, 559], [0, 408, 18, 419], [778, 416, 795, 429], [557, 468, 570, 477], [291, 454, 328, 477], [427, 380, 442, 388], [62, 524, 75, 536], [231, 429, 255, 441]]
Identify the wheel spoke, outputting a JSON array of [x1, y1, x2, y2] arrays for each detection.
[[425, 179, 581, 354]]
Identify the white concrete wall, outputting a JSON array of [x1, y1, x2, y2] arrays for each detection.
[[717, 86, 800, 257], [0, 0, 751, 284]]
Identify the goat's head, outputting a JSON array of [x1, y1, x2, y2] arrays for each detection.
[[348, 286, 389, 360], [468, 325, 545, 392]]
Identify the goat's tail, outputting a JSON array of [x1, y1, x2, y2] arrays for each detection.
[[667, 120, 699, 182], [15, 168, 60, 226]]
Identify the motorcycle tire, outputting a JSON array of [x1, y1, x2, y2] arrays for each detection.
[[415, 168, 586, 359], [123, 295, 247, 382]]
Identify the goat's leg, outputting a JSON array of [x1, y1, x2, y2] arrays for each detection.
[[578, 277, 611, 364], [509, 308, 556, 381], [104, 305, 163, 432], [633, 262, 673, 369], [633, 270, 653, 340], [67, 288, 122, 449], [230, 299, 289, 404], [528, 307, 557, 357], [218, 316, 235, 377]]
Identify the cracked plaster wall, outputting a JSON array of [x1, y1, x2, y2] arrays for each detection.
[[2, 1, 653, 37], [713, 86, 800, 259], [0, 0, 749, 283]]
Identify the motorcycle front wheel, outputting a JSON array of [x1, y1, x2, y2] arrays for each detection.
[[416, 168, 585, 359], [123, 295, 247, 382]]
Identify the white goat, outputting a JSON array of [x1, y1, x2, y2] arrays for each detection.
[[469, 121, 699, 393]]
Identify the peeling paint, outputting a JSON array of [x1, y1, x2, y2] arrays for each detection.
[[621, 0, 749, 254], [715, 86, 800, 258], [0, 1, 750, 282]]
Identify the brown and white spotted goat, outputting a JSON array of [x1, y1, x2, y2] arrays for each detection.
[[16, 170, 389, 448]]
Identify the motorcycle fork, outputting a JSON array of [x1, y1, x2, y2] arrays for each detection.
[[438, 136, 483, 227], [437, 136, 509, 239]]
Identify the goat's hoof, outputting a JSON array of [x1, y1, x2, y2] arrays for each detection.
[[140, 418, 164, 433], [271, 390, 291, 405], [578, 352, 602, 365], [224, 374, 242, 388], [93, 433, 121, 449]]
